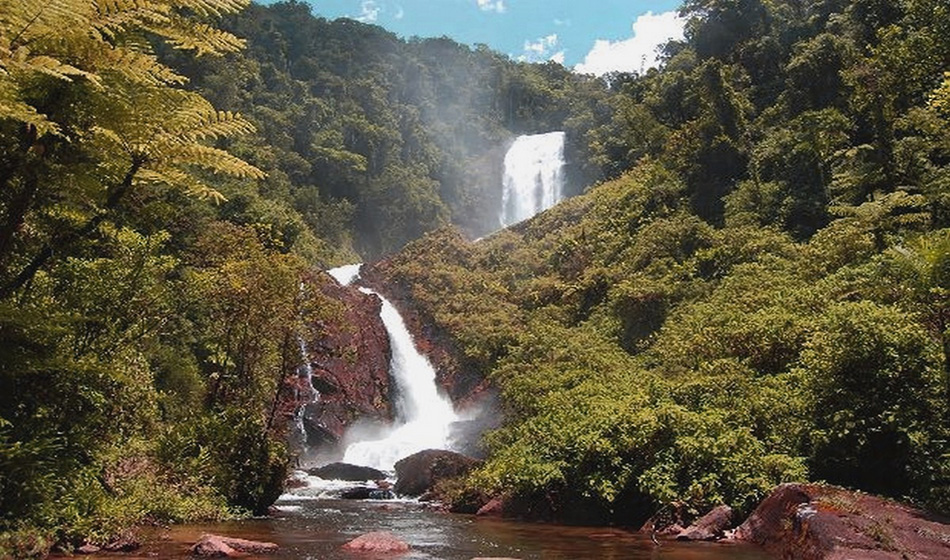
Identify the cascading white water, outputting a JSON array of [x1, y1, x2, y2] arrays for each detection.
[[500, 131, 566, 227], [292, 282, 319, 449], [327, 264, 459, 471], [292, 337, 317, 445]]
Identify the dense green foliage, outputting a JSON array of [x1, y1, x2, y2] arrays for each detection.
[[2, 0, 948, 552], [0, 0, 343, 555], [165, 1, 639, 256], [0, 0, 636, 554], [370, 0, 950, 525]]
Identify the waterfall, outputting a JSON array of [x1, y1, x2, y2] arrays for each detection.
[[500, 131, 566, 227], [292, 286, 318, 450], [327, 264, 459, 471]]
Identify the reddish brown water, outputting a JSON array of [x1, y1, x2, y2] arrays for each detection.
[[79, 497, 771, 559]]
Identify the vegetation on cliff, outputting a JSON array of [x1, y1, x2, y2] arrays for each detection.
[[368, 0, 950, 525]]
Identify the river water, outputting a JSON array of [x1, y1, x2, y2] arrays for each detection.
[[81, 488, 770, 559]]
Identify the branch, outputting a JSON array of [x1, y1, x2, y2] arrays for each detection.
[[0, 157, 143, 300]]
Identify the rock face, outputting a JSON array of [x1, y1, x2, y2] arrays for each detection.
[[300, 273, 393, 450], [307, 462, 386, 481], [342, 531, 410, 553], [393, 449, 481, 497], [675, 505, 734, 541], [191, 534, 278, 557], [735, 483, 950, 559]]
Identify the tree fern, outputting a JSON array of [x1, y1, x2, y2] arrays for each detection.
[[1, 0, 251, 134], [0, 0, 260, 297]]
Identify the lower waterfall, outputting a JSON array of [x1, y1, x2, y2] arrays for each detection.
[[327, 264, 458, 471]]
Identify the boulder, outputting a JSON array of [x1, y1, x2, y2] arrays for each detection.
[[342, 531, 410, 553], [192, 534, 278, 557], [341, 486, 395, 500], [101, 535, 140, 552], [675, 505, 734, 541], [735, 483, 950, 559], [393, 449, 480, 496], [307, 462, 386, 481], [76, 544, 100, 554], [192, 535, 237, 557], [476, 497, 506, 517], [639, 503, 687, 536]]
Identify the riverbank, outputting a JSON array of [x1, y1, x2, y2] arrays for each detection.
[[60, 479, 950, 560], [66, 497, 768, 560]]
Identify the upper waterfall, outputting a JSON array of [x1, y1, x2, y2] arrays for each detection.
[[499, 131, 566, 227], [326, 264, 459, 471]]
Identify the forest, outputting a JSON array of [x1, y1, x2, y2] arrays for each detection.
[[1, 0, 948, 556]]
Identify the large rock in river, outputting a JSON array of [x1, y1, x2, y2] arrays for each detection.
[[676, 505, 733, 541], [298, 272, 393, 450], [307, 462, 386, 481], [394, 449, 481, 496], [342, 531, 410, 553], [735, 483, 950, 559], [192, 534, 278, 557]]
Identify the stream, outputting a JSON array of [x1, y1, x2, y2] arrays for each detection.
[[80, 481, 771, 559]]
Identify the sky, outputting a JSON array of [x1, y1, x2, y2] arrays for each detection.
[[294, 0, 686, 75]]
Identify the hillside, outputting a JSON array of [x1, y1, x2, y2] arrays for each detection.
[[364, 0, 950, 524]]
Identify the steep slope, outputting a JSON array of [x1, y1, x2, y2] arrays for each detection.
[[368, 158, 949, 524]]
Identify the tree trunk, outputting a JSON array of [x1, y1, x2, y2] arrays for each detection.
[[0, 159, 142, 300]]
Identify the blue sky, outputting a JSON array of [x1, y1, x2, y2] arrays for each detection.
[[293, 1, 685, 75]]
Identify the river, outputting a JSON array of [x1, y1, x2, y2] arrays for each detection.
[[79, 489, 770, 559]]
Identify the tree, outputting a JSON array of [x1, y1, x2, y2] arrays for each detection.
[[0, 0, 261, 299]]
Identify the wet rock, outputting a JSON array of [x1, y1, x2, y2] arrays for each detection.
[[300, 273, 393, 450], [284, 475, 308, 489], [735, 483, 950, 559], [341, 486, 396, 500], [476, 497, 507, 517], [192, 535, 237, 557], [393, 449, 481, 497], [342, 531, 410, 553], [102, 535, 140, 552], [192, 534, 279, 557], [307, 462, 386, 481], [676, 505, 734, 541], [639, 502, 688, 536]]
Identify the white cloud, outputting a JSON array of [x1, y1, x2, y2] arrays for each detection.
[[356, 0, 380, 22], [518, 33, 564, 64], [476, 0, 506, 14], [575, 11, 685, 76], [394, 5, 404, 19]]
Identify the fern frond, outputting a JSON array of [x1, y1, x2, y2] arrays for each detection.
[[154, 94, 256, 146], [146, 15, 245, 55], [0, 0, 94, 44], [158, 143, 264, 179], [17, 54, 103, 87], [0, 77, 61, 135], [92, 0, 172, 41], [136, 166, 226, 202], [100, 46, 187, 85], [169, 0, 249, 18]]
